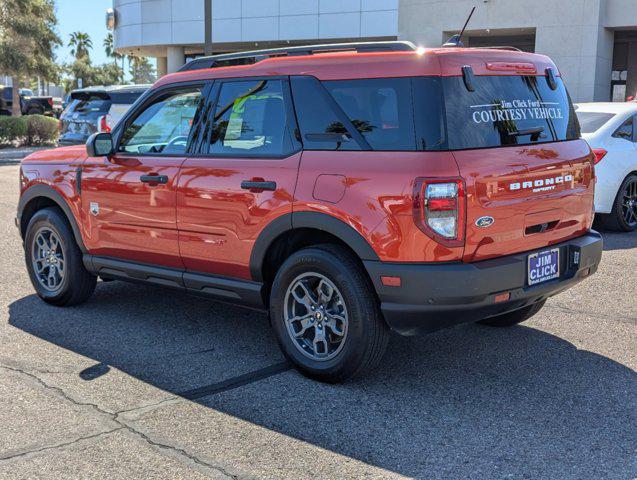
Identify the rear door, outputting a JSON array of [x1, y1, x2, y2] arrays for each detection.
[[177, 77, 302, 280], [81, 85, 203, 268], [437, 73, 594, 262]]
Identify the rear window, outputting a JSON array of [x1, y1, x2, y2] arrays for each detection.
[[442, 75, 580, 150], [68, 96, 111, 116], [576, 111, 615, 134]]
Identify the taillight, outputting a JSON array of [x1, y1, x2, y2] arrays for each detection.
[[592, 148, 607, 165], [413, 178, 466, 247], [97, 114, 111, 133], [47, 98, 53, 107]]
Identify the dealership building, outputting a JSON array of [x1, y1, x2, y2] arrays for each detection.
[[111, 0, 637, 102]]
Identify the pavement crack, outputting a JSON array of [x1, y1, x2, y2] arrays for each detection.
[[0, 428, 123, 462], [119, 424, 240, 480], [0, 364, 117, 418], [0, 364, 241, 479]]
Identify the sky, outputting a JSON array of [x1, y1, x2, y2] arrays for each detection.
[[54, 0, 113, 66]]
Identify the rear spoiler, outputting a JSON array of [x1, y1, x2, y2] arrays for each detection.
[[70, 91, 110, 101], [460, 65, 560, 92]]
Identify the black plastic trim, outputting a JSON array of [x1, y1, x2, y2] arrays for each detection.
[[364, 231, 603, 336], [248, 211, 380, 282], [85, 255, 265, 309], [17, 184, 87, 252]]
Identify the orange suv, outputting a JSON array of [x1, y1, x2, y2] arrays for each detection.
[[17, 42, 603, 382]]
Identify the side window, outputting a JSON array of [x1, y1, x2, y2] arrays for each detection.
[[322, 78, 417, 151], [205, 79, 294, 156], [290, 76, 361, 151], [613, 116, 634, 141], [118, 88, 202, 155]]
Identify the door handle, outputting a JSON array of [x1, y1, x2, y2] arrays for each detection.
[[240, 180, 277, 192], [140, 174, 168, 185]]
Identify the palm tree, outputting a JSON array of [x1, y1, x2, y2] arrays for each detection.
[[68, 32, 93, 61], [103, 33, 121, 61]]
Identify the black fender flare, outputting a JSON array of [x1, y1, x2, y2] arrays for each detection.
[[17, 184, 87, 252], [249, 211, 379, 282]]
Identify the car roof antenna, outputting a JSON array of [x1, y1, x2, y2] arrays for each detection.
[[442, 6, 476, 48]]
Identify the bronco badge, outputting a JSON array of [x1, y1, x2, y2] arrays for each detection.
[[475, 216, 495, 228]]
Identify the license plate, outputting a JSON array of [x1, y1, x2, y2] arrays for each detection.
[[528, 248, 560, 285]]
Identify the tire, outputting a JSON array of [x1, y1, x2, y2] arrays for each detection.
[[24, 207, 96, 306], [27, 107, 43, 116], [478, 300, 546, 327], [596, 174, 637, 232], [269, 245, 389, 383]]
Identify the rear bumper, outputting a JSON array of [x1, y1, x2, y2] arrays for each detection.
[[364, 231, 603, 336]]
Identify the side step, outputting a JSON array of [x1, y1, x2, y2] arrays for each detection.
[[83, 255, 265, 309]]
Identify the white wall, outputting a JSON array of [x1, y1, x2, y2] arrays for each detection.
[[113, 0, 399, 51]]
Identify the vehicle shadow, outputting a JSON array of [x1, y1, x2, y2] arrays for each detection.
[[600, 229, 637, 251], [8, 282, 636, 479]]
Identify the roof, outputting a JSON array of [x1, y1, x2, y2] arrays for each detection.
[[154, 47, 558, 88], [70, 84, 151, 94], [574, 102, 637, 114]]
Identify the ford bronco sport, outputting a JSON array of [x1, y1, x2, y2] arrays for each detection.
[[17, 42, 603, 382]]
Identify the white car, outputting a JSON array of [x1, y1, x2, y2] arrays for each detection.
[[575, 102, 637, 231]]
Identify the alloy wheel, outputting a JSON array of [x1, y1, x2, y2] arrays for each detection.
[[283, 272, 348, 361], [621, 178, 637, 227], [32, 227, 65, 292]]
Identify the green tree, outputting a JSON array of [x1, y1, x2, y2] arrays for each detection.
[[68, 31, 92, 61], [103, 32, 121, 61], [0, 0, 61, 116], [63, 58, 123, 92], [129, 56, 156, 84]]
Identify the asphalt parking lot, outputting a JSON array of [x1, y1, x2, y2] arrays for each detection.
[[0, 163, 635, 479]]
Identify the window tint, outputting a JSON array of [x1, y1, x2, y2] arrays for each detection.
[[290, 76, 360, 151], [70, 97, 111, 115], [205, 79, 294, 156], [119, 88, 201, 155], [442, 76, 580, 150], [322, 78, 416, 150], [109, 91, 146, 105], [612, 117, 634, 141], [576, 111, 615, 134], [411, 77, 447, 150]]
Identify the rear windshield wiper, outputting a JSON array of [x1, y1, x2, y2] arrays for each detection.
[[509, 126, 545, 140]]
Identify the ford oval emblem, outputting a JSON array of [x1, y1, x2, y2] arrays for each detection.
[[475, 216, 495, 228]]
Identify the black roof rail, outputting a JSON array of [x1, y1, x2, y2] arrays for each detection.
[[475, 46, 523, 52], [178, 41, 417, 72]]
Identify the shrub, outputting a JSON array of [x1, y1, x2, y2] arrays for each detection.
[[25, 115, 60, 146], [0, 116, 27, 146]]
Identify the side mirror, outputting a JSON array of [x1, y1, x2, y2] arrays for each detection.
[[86, 132, 114, 157]]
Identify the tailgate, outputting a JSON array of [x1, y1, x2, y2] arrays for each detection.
[[455, 140, 595, 262]]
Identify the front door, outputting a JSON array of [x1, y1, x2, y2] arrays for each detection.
[[81, 86, 203, 268], [177, 78, 302, 280]]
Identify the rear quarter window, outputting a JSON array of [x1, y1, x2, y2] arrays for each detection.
[[322, 78, 417, 151], [442, 75, 580, 150], [575, 111, 615, 134]]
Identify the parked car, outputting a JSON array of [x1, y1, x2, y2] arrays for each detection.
[[58, 84, 150, 145], [575, 102, 637, 231], [51, 97, 64, 118], [0, 86, 54, 116], [17, 42, 602, 382]]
